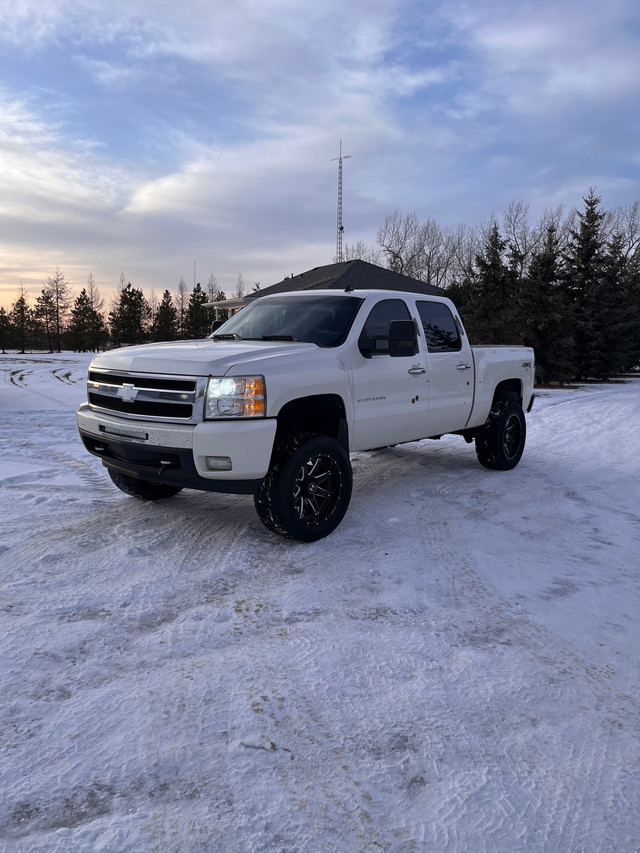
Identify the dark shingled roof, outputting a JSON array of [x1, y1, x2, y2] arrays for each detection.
[[249, 259, 442, 300]]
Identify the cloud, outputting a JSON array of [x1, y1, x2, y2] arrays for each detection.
[[0, 91, 132, 219], [0, 0, 638, 309]]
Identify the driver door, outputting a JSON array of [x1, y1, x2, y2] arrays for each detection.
[[350, 298, 429, 450]]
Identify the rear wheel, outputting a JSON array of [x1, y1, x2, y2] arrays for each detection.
[[475, 401, 526, 470], [255, 435, 352, 541], [108, 469, 183, 500]]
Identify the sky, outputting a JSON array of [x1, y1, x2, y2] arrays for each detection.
[[1, 0, 639, 310]]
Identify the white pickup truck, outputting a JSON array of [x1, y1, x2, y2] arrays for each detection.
[[77, 288, 535, 540]]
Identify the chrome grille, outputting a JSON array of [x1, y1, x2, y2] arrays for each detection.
[[87, 370, 206, 423]]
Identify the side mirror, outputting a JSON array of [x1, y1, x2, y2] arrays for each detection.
[[388, 319, 418, 357]]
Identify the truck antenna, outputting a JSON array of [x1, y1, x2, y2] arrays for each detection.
[[331, 140, 351, 265]]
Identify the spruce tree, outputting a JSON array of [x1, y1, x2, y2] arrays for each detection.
[[152, 290, 178, 342], [622, 248, 640, 371], [108, 282, 151, 346], [462, 222, 520, 344], [8, 289, 35, 353], [520, 226, 575, 383], [68, 288, 107, 351], [561, 190, 607, 379], [601, 234, 638, 376], [184, 282, 212, 338], [0, 308, 8, 353], [35, 287, 56, 352]]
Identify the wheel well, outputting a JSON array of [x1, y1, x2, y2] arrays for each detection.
[[275, 394, 348, 449], [492, 379, 522, 408]]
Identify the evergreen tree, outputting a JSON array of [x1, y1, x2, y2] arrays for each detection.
[[520, 226, 575, 383], [599, 234, 637, 377], [85, 273, 107, 351], [35, 287, 56, 352], [0, 307, 9, 353], [108, 282, 151, 346], [152, 290, 178, 341], [184, 282, 212, 338], [460, 222, 520, 344], [8, 288, 35, 353], [67, 288, 108, 351], [561, 190, 614, 379], [622, 247, 640, 371]]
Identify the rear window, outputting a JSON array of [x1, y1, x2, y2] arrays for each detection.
[[416, 301, 462, 352]]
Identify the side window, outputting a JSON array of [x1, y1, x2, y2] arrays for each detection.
[[358, 299, 411, 356], [417, 301, 462, 352]]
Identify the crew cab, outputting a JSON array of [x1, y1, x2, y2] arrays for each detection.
[[77, 288, 535, 540]]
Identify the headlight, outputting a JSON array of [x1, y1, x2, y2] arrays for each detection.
[[205, 376, 265, 419]]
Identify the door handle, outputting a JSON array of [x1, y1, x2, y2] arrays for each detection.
[[408, 366, 426, 375], [456, 364, 472, 370]]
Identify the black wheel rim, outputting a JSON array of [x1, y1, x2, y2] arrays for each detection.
[[503, 414, 522, 459], [293, 453, 342, 526]]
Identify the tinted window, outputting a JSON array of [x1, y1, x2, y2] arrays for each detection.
[[359, 299, 411, 356], [417, 301, 462, 352]]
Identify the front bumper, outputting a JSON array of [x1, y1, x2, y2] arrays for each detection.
[[77, 404, 277, 494]]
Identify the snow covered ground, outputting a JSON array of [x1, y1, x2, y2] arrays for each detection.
[[1, 352, 639, 853]]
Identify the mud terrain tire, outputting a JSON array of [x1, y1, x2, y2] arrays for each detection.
[[255, 435, 352, 541], [475, 401, 526, 470]]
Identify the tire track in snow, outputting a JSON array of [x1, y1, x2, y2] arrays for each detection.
[[224, 585, 399, 852], [338, 445, 640, 851], [405, 509, 640, 851]]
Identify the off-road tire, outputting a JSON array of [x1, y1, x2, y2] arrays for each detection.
[[108, 469, 183, 500], [475, 401, 526, 470], [255, 435, 352, 541]]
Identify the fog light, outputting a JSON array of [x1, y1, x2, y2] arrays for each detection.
[[205, 456, 232, 471]]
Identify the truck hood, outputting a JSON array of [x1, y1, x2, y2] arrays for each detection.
[[89, 339, 321, 376]]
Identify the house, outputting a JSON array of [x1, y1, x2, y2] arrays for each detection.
[[207, 260, 442, 322], [251, 259, 441, 298]]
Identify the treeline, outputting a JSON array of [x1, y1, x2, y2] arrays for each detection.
[[0, 272, 237, 354], [3, 190, 639, 382], [346, 190, 640, 382]]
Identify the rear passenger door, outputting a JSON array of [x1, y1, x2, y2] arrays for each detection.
[[416, 300, 474, 435]]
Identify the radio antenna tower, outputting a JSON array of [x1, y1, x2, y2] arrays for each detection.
[[331, 140, 351, 263]]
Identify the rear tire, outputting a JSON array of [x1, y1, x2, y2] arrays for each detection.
[[108, 469, 183, 500], [255, 435, 352, 541], [475, 401, 526, 470]]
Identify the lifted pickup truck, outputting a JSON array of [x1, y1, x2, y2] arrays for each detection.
[[77, 288, 534, 541]]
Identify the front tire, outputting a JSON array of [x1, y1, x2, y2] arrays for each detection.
[[475, 401, 526, 470], [108, 469, 183, 500], [255, 435, 352, 541]]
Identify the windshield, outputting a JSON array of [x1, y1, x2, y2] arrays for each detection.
[[209, 294, 364, 347]]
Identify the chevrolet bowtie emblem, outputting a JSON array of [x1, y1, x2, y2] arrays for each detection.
[[117, 383, 139, 403]]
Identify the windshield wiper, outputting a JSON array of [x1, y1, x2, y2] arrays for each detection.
[[254, 334, 300, 342], [212, 332, 243, 340]]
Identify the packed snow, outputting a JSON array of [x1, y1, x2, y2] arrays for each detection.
[[1, 352, 639, 853]]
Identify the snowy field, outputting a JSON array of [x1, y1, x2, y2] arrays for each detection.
[[1, 352, 639, 853]]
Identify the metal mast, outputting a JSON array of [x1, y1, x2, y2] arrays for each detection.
[[331, 140, 351, 263]]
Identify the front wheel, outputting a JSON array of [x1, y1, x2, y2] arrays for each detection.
[[475, 401, 526, 470], [255, 435, 352, 541], [108, 469, 183, 500]]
